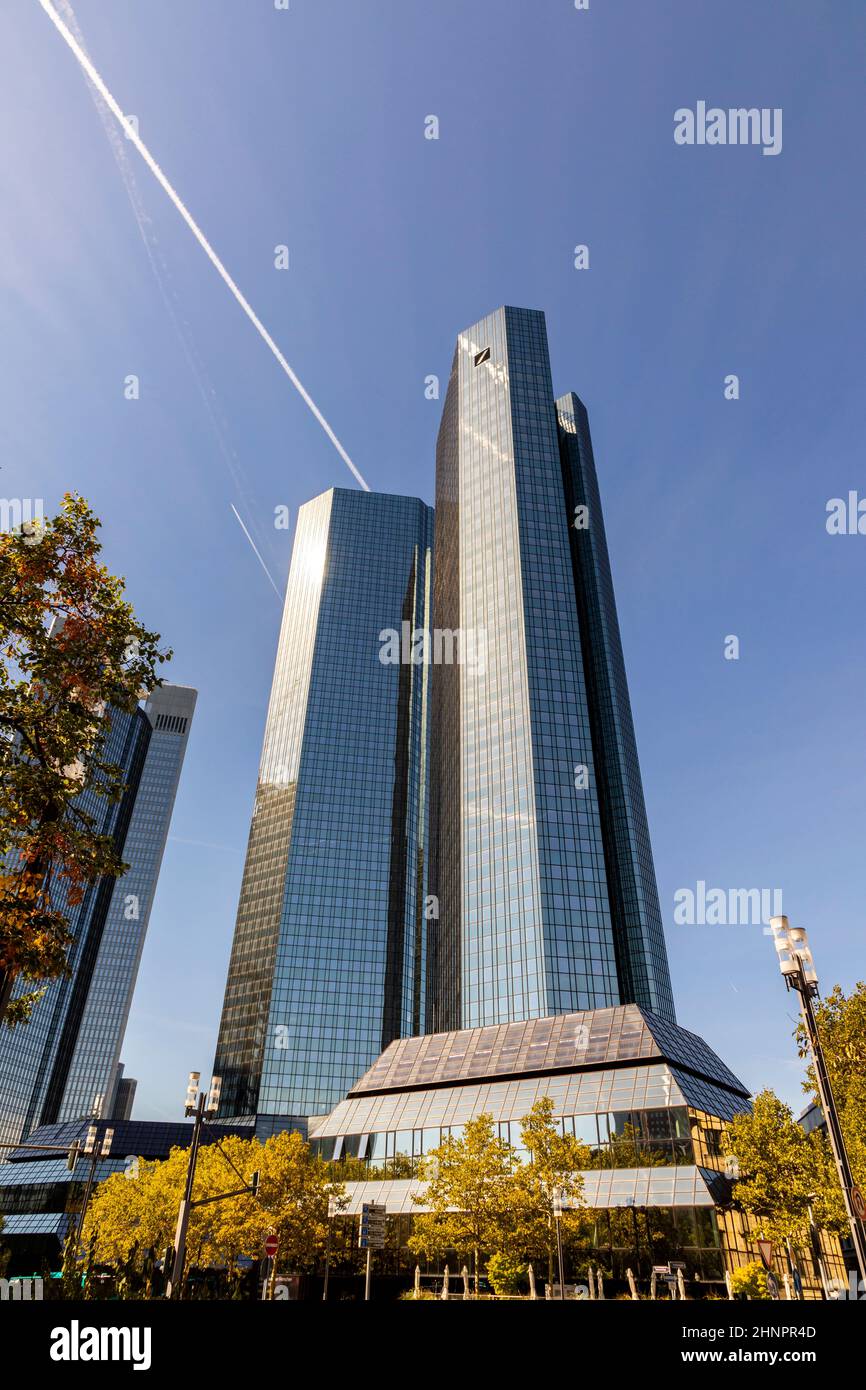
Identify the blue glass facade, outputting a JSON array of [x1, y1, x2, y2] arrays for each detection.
[[429, 307, 675, 1028], [557, 392, 676, 1021], [55, 686, 197, 1122], [213, 489, 434, 1132], [0, 686, 196, 1147]]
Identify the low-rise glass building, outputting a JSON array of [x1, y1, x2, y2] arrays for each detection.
[[308, 1005, 846, 1294]]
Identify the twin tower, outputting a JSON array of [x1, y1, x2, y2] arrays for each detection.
[[214, 307, 676, 1136]]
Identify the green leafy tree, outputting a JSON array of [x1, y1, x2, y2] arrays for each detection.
[[486, 1250, 527, 1297], [797, 982, 866, 1197], [510, 1097, 590, 1283], [409, 1114, 515, 1294], [0, 494, 169, 1024], [722, 1090, 837, 1246]]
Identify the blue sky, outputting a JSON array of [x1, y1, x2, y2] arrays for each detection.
[[2, 0, 864, 1121]]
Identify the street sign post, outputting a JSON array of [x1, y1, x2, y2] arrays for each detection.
[[262, 1233, 280, 1301], [358, 1203, 386, 1301]]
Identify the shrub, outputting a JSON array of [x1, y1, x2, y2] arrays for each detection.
[[487, 1250, 527, 1297], [730, 1261, 771, 1300]]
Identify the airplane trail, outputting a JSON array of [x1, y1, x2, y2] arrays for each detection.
[[55, 0, 269, 553], [230, 505, 284, 603], [38, 0, 370, 492]]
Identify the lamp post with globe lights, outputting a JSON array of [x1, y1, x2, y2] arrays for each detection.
[[769, 916, 866, 1287]]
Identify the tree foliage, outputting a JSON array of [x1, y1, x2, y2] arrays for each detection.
[[0, 494, 169, 1024], [729, 1260, 771, 1300], [409, 1101, 590, 1292], [486, 1249, 527, 1297], [797, 981, 866, 1196], [408, 1113, 516, 1291], [83, 1130, 343, 1281], [722, 1090, 841, 1244], [509, 1097, 591, 1271]]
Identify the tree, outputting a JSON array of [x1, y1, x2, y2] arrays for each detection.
[[0, 494, 169, 1024], [722, 1090, 837, 1247], [252, 1130, 343, 1275], [509, 1097, 590, 1283], [797, 981, 866, 1196], [84, 1130, 343, 1290], [486, 1250, 527, 1298], [409, 1114, 515, 1294]]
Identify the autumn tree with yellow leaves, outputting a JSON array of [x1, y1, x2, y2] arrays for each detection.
[[83, 1130, 344, 1290]]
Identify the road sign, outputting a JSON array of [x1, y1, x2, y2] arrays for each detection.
[[264, 1234, 279, 1258], [766, 1272, 780, 1300], [792, 1268, 803, 1297], [851, 1186, 866, 1222], [757, 1239, 774, 1270], [358, 1202, 386, 1250]]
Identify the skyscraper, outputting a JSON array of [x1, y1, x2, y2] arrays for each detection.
[[428, 306, 675, 1030], [213, 488, 434, 1135], [0, 684, 196, 1148]]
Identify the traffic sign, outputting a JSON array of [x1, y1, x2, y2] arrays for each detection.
[[766, 1272, 780, 1300], [851, 1186, 866, 1222], [358, 1202, 386, 1250], [756, 1239, 774, 1270], [264, 1234, 279, 1258]]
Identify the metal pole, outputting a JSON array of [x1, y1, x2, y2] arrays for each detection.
[[169, 1090, 205, 1299], [798, 984, 866, 1285], [555, 1213, 565, 1299], [364, 1246, 372, 1302], [808, 1204, 830, 1300], [323, 1213, 332, 1301], [75, 1149, 99, 1248], [267, 1247, 279, 1301]]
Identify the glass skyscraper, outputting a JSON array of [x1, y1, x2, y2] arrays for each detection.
[[213, 488, 434, 1135], [215, 308, 675, 1138], [428, 307, 675, 1030], [0, 685, 196, 1148]]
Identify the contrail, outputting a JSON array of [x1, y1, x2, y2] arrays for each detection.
[[55, 0, 269, 553], [38, 0, 370, 492], [230, 504, 283, 603]]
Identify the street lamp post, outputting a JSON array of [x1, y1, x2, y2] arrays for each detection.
[[769, 915, 866, 1287], [167, 1071, 221, 1299], [75, 1119, 115, 1249]]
